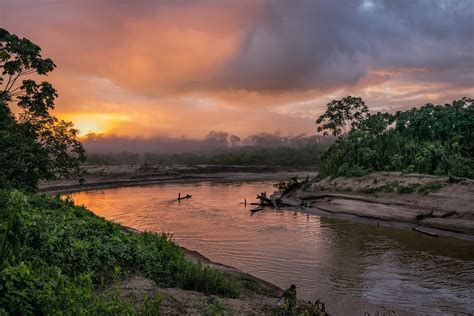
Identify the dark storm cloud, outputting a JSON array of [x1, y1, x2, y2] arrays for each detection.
[[206, 0, 474, 92]]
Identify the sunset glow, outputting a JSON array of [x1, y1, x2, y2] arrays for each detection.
[[1, 1, 472, 138], [59, 113, 131, 136]]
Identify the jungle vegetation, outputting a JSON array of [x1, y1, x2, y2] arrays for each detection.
[[316, 96, 473, 178]]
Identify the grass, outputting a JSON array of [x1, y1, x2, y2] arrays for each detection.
[[210, 299, 230, 316], [0, 189, 240, 314]]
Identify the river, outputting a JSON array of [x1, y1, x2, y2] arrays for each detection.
[[69, 180, 474, 315]]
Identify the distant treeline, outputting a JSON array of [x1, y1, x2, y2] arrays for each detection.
[[84, 133, 333, 166], [86, 145, 330, 166], [317, 97, 473, 178], [82, 131, 330, 154]]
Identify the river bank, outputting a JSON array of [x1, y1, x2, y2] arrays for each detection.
[[118, 233, 286, 314], [39, 164, 318, 194], [279, 172, 474, 238], [120, 225, 322, 315]]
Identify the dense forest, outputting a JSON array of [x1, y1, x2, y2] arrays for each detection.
[[316, 97, 473, 178]]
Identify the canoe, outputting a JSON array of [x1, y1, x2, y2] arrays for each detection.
[[177, 195, 192, 201]]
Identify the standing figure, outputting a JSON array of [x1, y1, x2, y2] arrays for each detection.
[[279, 284, 297, 314]]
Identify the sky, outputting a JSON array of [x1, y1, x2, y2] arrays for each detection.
[[1, 0, 473, 138]]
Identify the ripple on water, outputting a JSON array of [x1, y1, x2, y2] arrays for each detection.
[[256, 225, 289, 233]]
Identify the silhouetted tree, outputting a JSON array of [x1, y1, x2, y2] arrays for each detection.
[[0, 28, 85, 190], [315, 96, 369, 139]]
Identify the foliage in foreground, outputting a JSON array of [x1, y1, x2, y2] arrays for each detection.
[[0, 190, 240, 314], [316, 97, 473, 178]]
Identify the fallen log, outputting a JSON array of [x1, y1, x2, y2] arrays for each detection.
[[412, 226, 439, 237], [256, 194, 272, 206]]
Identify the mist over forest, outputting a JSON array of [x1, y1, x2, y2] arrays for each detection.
[[83, 131, 333, 166]]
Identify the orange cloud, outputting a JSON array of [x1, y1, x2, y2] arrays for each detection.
[[1, 1, 472, 138]]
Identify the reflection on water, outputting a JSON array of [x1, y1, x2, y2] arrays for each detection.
[[70, 181, 474, 315]]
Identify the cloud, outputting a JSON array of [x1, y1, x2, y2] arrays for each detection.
[[1, 0, 472, 137], [206, 0, 474, 92]]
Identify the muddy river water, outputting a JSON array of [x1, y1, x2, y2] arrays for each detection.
[[70, 181, 474, 315]]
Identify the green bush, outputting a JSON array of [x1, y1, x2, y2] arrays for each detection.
[[0, 190, 240, 314], [416, 182, 444, 195]]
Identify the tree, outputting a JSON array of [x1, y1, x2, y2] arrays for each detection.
[[0, 28, 85, 191], [205, 131, 229, 148], [229, 134, 241, 147], [315, 96, 369, 139]]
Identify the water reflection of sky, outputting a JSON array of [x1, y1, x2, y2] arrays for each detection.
[[70, 181, 474, 315]]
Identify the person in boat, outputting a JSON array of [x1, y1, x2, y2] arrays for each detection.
[[279, 284, 297, 314], [178, 193, 191, 200]]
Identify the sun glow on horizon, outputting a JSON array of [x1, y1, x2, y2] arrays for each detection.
[[59, 113, 131, 136]]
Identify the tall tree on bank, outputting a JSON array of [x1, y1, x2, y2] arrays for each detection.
[[315, 96, 369, 139], [0, 28, 85, 190]]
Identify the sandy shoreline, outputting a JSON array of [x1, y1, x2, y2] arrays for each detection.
[[280, 172, 474, 239]]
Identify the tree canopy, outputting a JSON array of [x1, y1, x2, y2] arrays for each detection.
[[315, 96, 369, 138], [0, 28, 85, 191], [316, 96, 473, 178]]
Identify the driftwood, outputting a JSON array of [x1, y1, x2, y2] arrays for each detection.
[[247, 191, 288, 215], [412, 226, 439, 237], [246, 191, 284, 215], [256, 193, 273, 206]]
